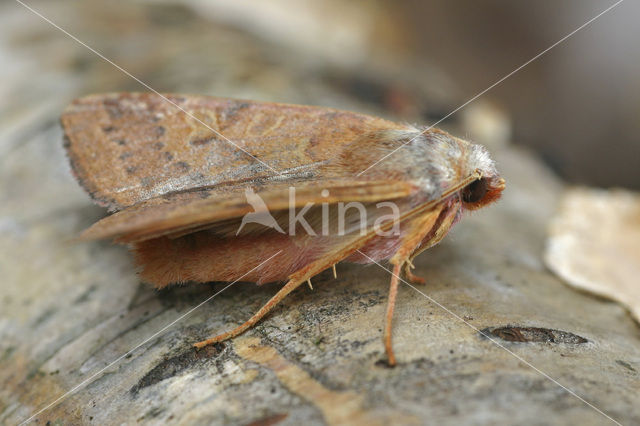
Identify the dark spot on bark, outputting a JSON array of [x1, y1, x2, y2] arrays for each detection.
[[245, 413, 289, 426], [137, 406, 165, 422], [130, 344, 225, 394], [32, 308, 56, 327], [175, 161, 190, 171], [1, 346, 16, 362], [26, 367, 46, 380], [126, 166, 138, 174], [480, 326, 588, 344], [115, 139, 126, 146], [155, 126, 165, 136], [616, 360, 636, 372], [190, 135, 215, 146], [73, 284, 97, 304], [153, 141, 165, 150], [102, 125, 116, 132], [119, 152, 132, 160], [163, 151, 173, 161], [349, 340, 368, 350]]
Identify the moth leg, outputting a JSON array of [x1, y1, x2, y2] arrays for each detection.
[[194, 277, 306, 348], [403, 260, 427, 285], [384, 206, 444, 365], [384, 262, 402, 366]]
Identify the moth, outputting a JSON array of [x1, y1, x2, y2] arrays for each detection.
[[61, 93, 505, 365]]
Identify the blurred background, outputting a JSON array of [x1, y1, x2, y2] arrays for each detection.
[[1, 0, 638, 188]]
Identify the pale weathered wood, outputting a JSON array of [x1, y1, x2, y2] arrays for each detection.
[[1, 2, 638, 425]]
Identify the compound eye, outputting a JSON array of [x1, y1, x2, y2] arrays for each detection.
[[462, 177, 489, 203]]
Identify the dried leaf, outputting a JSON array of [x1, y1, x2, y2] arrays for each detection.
[[545, 188, 640, 323]]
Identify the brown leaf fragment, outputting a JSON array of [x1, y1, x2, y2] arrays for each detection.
[[545, 187, 640, 324]]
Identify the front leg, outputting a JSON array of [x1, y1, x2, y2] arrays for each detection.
[[400, 202, 461, 286]]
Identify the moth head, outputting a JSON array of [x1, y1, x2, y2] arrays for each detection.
[[460, 142, 505, 210]]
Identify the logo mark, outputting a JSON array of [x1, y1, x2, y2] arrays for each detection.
[[237, 186, 401, 237], [236, 188, 285, 235]]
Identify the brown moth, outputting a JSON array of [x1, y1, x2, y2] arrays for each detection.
[[61, 93, 505, 365]]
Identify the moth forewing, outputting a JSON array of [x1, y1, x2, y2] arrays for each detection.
[[61, 93, 406, 210]]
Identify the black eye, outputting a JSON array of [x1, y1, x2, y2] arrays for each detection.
[[462, 178, 489, 203]]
